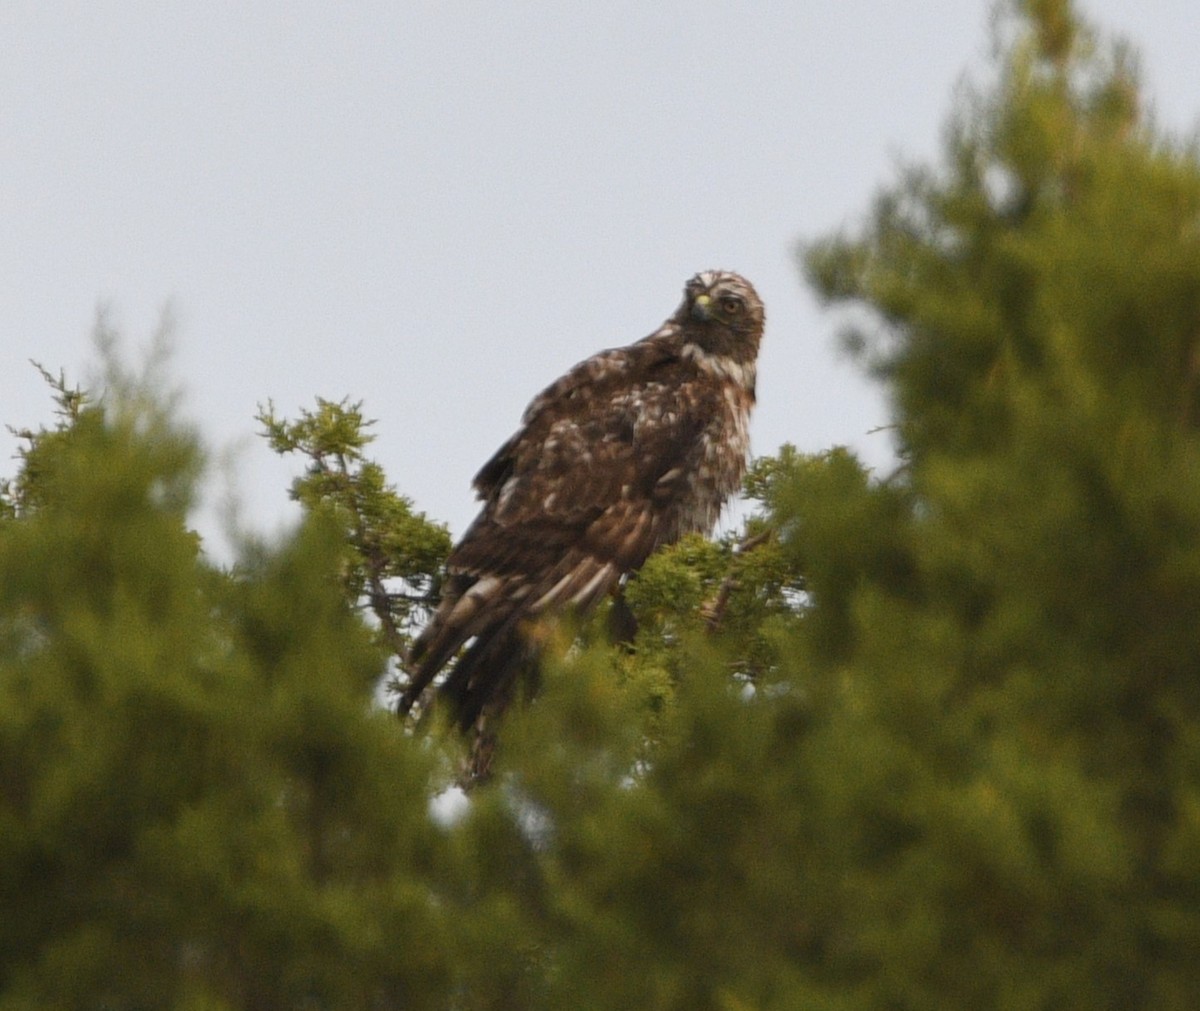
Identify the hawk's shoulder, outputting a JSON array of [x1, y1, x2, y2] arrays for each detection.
[[472, 323, 686, 502]]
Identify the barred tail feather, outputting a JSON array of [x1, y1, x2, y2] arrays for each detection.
[[400, 573, 521, 716], [440, 613, 538, 731], [400, 547, 624, 724]]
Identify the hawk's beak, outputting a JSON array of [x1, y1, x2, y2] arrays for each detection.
[[690, 293, 713, 320]]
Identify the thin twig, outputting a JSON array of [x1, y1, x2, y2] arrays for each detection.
[[700, 528, 773, 630]]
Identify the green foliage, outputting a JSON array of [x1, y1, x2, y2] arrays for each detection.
[[625, 527, 782, 644], [481, 644, 818, 1010], [807, 0, 1200, 465], [257, 397, 450, 660], [1, 362, 92, 519], [792, 0, 1200, 1003], [0, 364, 454, 1008]]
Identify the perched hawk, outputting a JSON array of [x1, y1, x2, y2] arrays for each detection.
[[401, 270, 764, 729]]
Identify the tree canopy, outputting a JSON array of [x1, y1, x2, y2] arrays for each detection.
[[4, 1, 1200, 1006]]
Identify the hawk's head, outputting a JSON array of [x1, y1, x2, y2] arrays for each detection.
[[676, 270, 764, 363]]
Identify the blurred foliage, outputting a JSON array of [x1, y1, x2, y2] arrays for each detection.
[[0, 362, 452, 1008], [5, 0, 1200, 1006], [795, 0, 1200, 1002]]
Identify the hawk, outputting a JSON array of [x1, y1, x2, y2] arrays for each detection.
[[401, 270, 764, 730]]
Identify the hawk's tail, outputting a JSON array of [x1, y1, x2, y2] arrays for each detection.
[[399, 549, 624, 728], [398, 571, 522, 719], [440, 613, 539, 731]]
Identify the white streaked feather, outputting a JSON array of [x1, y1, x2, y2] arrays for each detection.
[[568, 561, 616, 608], [443, 574, 501, 628], [530, 567, 580, 612]]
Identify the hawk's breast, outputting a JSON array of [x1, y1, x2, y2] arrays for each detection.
[[671, 368, 754, 538]]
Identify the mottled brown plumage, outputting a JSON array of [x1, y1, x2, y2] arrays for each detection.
[[401, 270, 764, 729]]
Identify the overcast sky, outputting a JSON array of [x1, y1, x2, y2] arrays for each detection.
[[3, 2, 1197, 552]]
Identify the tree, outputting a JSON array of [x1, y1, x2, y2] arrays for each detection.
[[793, 0, 1200, 1002], [257, 397, 450, 665], [0, 360, 457, 1008]]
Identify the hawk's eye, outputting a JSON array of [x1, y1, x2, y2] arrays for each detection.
[[719, 295, 744, 315]]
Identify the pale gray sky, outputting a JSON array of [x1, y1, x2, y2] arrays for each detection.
[[3, 2, 1197, 548]]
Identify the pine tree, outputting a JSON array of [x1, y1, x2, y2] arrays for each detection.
[[0, 359, 456, 1008], [257, 397, 451, 664], [792, 0, 1200, 1003]]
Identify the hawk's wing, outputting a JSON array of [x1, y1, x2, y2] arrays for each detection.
[[403, 335, 720, 725]]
